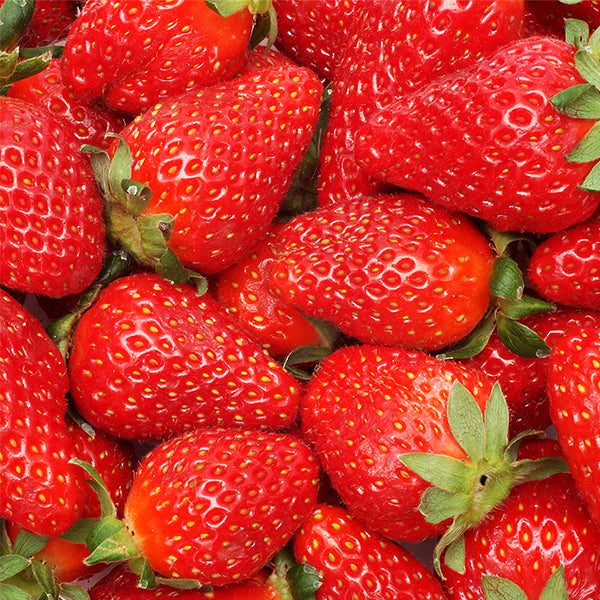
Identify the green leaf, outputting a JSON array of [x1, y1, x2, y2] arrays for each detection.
[[60, 583, 91, 600], [154, 577, 204, 590], [0, 582, 36, 600], [283, 345, 334, 368], [70, 459, 116, 519], [0, 556, 30, 582], [575, 48, 600, 90], [539, 566, 568, 600], [436, 310, 496, 359], [154, 247, 193, 285], [418, 488, 471, 524], [565, 18, 589, 48], [551, 83, 600, 119], [30, 560, 59, 598], [58, 519, 99, 545], [484, 383, 510, 461], [579, 158, 600, 191], [481, 223, 536, 257], [566, 121, 600, 162], [447, 381, 486, 463], [0, 48, 51, 86], [443, 535, 466, 575], [496, 315, 551, 358], [85, 516, 139, 565], [489, 256, 523, 301], [398, 453, 475, 494], [0, 0, 35, 51], [287, 563, 321, 600], [11, 531, 48, 558], [512, 456, 570, 483], [499, 295, 554, 320], [481, 575, 528, 600]]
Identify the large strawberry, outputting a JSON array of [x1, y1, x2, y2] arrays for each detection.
[[60, 0, 263, 115], [293, 503, 448, 600], [354, 34, 600, 233], [0, 290, 86, 536], [68, 272, 302, 440], [0, 96, 105, 297], [270, 193, 494, 352], [317, 0, 524, 206]]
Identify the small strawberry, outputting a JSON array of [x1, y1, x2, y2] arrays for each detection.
[[0, 95, 106, 297], [60, 0, 266, 115], [528, 221, 600, 309], [270, 193, 494, 352], [293, 503, 448, 600], [318, 0, 524, 206], [68, 272, 302, 440], [0, 289, 86, 536], [547, 324, 600, 527]]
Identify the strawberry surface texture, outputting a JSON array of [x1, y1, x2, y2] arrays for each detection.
[[5, 1, 600, 600]]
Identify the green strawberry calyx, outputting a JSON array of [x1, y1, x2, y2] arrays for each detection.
[[482, 565, 568, 600], [398, 381, 568, 578]]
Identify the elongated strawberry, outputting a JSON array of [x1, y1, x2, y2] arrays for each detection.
[[0, 290, 86, 536], [293, 504, 448, 600], [355, 35, 599, 233], [60, 0, 258, 115], [0, 96, 105, 297], [318, 0, 524, 206], [68, 273, 301, 440], [270, 193, 494, 352]]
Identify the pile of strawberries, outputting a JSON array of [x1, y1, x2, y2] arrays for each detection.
[[2, 0, 600, 599]]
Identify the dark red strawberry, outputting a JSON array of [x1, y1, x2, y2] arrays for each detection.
[[318, 0, 524, 206], [60, 0, 262, 115], [355, 35, 600, 233], [522, 0, 600, 38], [0, 289, 86, 536], [528, 221, 600, 309], [293, 504, 449, 600], [270, 193, 494, 352], [68, 272, 302, 440], [0, 96, 106, 297]]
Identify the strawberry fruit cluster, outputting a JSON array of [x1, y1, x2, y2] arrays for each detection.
[[2, 1, 600, 600]]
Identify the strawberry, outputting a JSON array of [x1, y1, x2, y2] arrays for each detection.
[[293, 503, 448, 600], [271, 0, 361, 81], [0, 289, 86, 536], [317, 0, 524, 206], [0, 95, 106, 297], [547, 324, 600, 527], [68, 272, 302, 440], [527, 221, 600, 309], [354, 34, 600, 233], [89, 58, 322, 279], [522, 0, 600, 38], [269, 193, 494, 352], [60, 0, 264, 115], [216, 222, 338, 359], [7, 58, 129, 150]]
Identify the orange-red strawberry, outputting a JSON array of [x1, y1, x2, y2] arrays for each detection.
[[68, 273, 302, 440]]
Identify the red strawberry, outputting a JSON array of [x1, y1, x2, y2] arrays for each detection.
[[7, 58, 129, 150], [0, 96, 106, 298], [68, 272, 302, 440], [547, 324, 600, 527], [60, 0, 258, 115], [270, 193, 495, 352], [318, 0, 524, 206], [528, 221, 600, 309], [293, 504, 448, 600], [118, 428, 319, 584], [95, 58, 322, 278], [216, 222, 337, 359], [355, 35, 600, 233], [0, 290, 86, 536], [522, 0, 600, 38]]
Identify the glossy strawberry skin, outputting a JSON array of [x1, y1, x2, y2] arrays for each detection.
[[301, 345, 493, 542], [0, 290, 86, 536], [547, 325, 600, 527], [0, 97, 106, 297], [318, 0, 524, 206], [528, 222, 600, 309], [123, 428, 320, 584], [61, 0, 253, 115], [68, 273, 301, 440], [355, 36, 599, 233], [270, 193, 494, 352], [441, 473, 600, 600], [293, 504, 448, 600], [119, 61, 322, 274]]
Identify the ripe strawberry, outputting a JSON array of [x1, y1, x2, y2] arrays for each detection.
[[115, 428, 319, 584], [272, 0, 361, 80], [547, 325, 600, 527], [293, 503, 448, 600], [355, 35, 600, 233], [60, 0, 259, 115], [270, 193, 495, 352], [95, 59, 322, 277], [318, 0, 524, 206], [523, 0, 600, 38], [216, 222, 337, 359], [68, 272, 302, 440], [0, 289, 86, 536], [7, 58, 128, 150], [528, 221, 600, 309], [0, 95, 106, 297]]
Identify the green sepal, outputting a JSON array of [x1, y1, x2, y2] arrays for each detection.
[[84, 515, 139, 566], [18, 44, 64, 60], [418, 488, 471, 524], [0, 48, 52, 88], [511, 456, 570, 483], [484, 384, 510, 462], [496, 315, 551, 358], [0, 556, 30, 582], [273, 545, 319, 600], [443, 535, 466, 575], [154, 577, 204, 590], [565, 18, 589, 48], [436, 311, 496, 359], [70, 459, 117, 519], [29, 560, 59, 598], [0, 582, 36, 600], [539, 566, 568, 600], [482, 575, 528, 600], [447, 381, 486, 462], [551, 83, 600, 119], [60, 583, 91, 600], [129, 557, 156, 589], [566, 120, 600, 162], [489, 256, 523, 301], [0, 0, 35, 51], [10, 531, 48, 559], [499, 295, 555, 321], [399, 453, 476, 495], [578, 158, 600, 191], [58, 519, 99, 546]]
